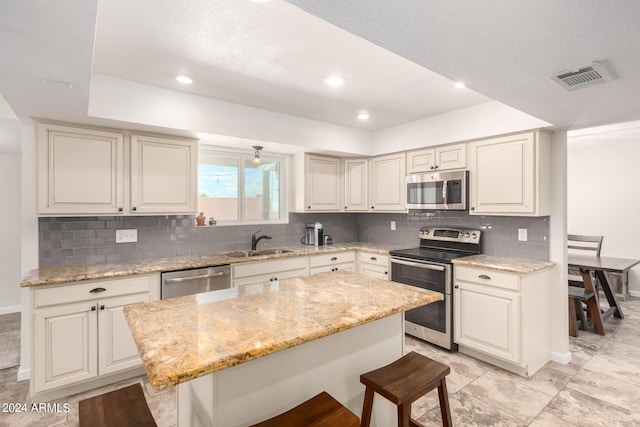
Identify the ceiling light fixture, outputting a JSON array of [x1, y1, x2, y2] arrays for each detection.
[[323, 75, 346, 87], [357, 112, 370, 120], [453, 81, 466, 89], [252, 146, 263, 164], [176, 75, 193, 84]]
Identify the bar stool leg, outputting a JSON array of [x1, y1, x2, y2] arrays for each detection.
[[360, 388, 375, 427], [437, 379, 453, 427], [397, 403, 410, 427]]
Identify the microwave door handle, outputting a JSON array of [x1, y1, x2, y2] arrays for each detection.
[[442, 180, 448, 205]]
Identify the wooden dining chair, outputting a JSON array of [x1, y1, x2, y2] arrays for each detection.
[[567, 234, 603, 286]]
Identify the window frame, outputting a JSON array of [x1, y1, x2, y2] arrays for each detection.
[[197, 146, 289, 226]]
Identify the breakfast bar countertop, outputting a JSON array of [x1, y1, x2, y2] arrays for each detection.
[[123, 270, 443, 389], [20, 242, 404, 287], [452, 254, 554, 274]]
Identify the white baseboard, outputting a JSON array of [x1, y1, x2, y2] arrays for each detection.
[[0, 305, 21, 315], [17, 366, 30, 382], [551, 350, 572, 365], [629, 290, 640, 298]]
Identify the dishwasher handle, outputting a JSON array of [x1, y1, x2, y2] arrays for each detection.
[[163, 270, 230, 284]]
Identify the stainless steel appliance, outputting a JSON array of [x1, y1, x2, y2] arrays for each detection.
[[406, 170, 468, 210], [161, 265, 231, 299], [390, 226, 481, 350], [301, 222, 324, 246]]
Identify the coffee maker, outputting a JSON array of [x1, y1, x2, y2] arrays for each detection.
[[301, 222, 324, 246]]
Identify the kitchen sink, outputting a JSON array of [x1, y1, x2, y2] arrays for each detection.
[[226, 249, 291, 258]]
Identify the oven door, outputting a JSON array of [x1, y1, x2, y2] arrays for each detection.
[[390, 257, 456, 350], [405, 171, 467, 210]]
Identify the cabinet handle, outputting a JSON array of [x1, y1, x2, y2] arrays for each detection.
[[274, 277, 277, 281], [118, 207, 123, 212], [430, 166, 434, 170], [307, 206, 311, 209], [370, 257, 377, 261], [478, 274, 491, 280], [470, 207, 475, 211], [434, 165, 439, 169], [89, 287, 106, 293], [371, 206, 374, 209], [91, 305, 97, 311], [344, 206, 347, 209], [330, 257, 338, 261], [100, 305, 105, 310], [132, 207, 137, 211]]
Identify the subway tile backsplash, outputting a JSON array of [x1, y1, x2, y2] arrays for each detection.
[[38, 212, 549, 267]]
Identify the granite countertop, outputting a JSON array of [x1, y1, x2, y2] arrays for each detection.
[[452, 254, 554, 274], [124, 270, 443, 389], [20, 242, 404, 287]]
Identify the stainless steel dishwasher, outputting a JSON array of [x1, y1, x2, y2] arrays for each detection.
[[161, 265, 231, 299]]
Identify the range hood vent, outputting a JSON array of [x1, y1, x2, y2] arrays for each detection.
[[551, 61, 614, 91]]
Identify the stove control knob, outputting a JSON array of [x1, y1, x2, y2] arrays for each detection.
[[423, 229, 429, 235], [471, 233, 478, 239], [464, 232, 470, 238]]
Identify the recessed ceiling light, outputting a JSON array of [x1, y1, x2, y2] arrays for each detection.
[[357, 112, 370, 120], [176, 75, 193, 84], [453, 81, 466, 89], [323, 75, 346, 87]]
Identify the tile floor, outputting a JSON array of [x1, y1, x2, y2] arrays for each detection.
[[1, 297, 639, 426]]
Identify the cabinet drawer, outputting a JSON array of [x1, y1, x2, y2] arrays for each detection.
[[309, 251, 356, 267], [455, 266, 520, 291], [233, 268, 307, 288], [34, 275, 154, 308], [232, 256, 308, 279], [358, 251, 389, 267]]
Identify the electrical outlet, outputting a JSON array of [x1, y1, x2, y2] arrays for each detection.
[[116, 229, 138, 243], [390, 221, 396, 231], [518, 228, 528, 242]]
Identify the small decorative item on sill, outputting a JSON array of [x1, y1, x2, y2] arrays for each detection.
[[208, 217, 217, 226], [196, 212, 206, 226]]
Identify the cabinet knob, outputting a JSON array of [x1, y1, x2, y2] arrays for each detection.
[[100, 305, 105, 310], [307, 206, 311, 209], [470, 207, 475, 211], [89, 287, 106, 293], [430, 166, 434, 170], [371, 206, 374, 209], [454, 285, 459, 289], [132, 207, 137, 211], [384, 271, 388, 275], [434, 165, 439, 169], [118, 207, 123, 212], [478, 274, 491, 280], [344, 206, 347, 209], [274, 277, 277, 281], [91, 306, 97, 311]]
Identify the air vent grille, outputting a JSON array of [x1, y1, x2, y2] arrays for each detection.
[[551, 61, 614, 91]]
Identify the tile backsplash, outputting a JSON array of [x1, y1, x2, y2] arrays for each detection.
[[39, 211, 548, 267]]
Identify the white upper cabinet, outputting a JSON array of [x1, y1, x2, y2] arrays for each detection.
[[130, 134, 197, 214], [370, 153, 406, 211], [37, 122, 198, 216], [343, 158, 368, 211], [407, 143, 466, 173], [292, 153, 342, 212], [38, 123, 125, 215], [468, 131, 551, 216]]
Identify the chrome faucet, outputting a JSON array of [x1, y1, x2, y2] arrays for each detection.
[[251, 230, 272, 250]]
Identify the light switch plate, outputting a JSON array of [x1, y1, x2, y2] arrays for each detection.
[[116, 229, 138, 243], [518, 228, 528, 242]]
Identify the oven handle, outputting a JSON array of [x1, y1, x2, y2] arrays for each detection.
[[390, 257, 446, 271]]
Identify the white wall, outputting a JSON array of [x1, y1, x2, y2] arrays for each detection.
[[0, 153, 21, 313], [568, 120, 640, 295]]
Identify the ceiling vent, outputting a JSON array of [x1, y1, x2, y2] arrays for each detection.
[[551, 61, 614, 91]]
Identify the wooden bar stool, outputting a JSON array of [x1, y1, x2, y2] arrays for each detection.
[[250, 391, 359, 427], [360, 351, 452, 427], [79, 383, 157, 427], [568, 285, 595, 337]]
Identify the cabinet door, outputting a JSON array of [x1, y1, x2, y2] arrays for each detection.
[[370, 153, 406, 211], [359, 264, 389, 280], [98, 293, 149, 375], [435, 143, 466, 170], [406, 149, 435, 174], [37, 123, 124, 215], [33, 302, 98, 393], [454, 281, 520, 363], [305, 155, 341, 211], [469, 133, 535, 214], [130, 134, 197, 214], [343, 159, 368, 211]]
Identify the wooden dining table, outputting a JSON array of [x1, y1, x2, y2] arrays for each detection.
[[568, 254, 640, 326]]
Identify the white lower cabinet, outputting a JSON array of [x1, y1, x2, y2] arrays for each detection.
[[31, 274, 159, 395], [309, 251, 356, 274], [358, 251, 389, 280], [232, 257, 308, 287], [453, 265, 550, 377]]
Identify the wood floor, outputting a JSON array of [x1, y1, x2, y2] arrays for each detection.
[[1, 297, 639, 426]]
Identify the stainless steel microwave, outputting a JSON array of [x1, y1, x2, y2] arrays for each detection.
[[405, 170, 468, 210]]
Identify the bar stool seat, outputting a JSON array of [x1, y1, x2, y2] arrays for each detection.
[[249, 391, 359, 427], [79, 383, 157, 427], [360, 351, 452, 427]]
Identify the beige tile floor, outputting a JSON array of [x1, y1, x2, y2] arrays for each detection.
[[1, 297, 638, 426]]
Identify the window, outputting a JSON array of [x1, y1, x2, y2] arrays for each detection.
[[197, 148, 286, 224]]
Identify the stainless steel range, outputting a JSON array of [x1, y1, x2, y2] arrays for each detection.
[[389, 226, 482, 350]]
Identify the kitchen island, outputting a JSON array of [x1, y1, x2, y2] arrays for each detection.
[[124, 271, 442, 427]]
